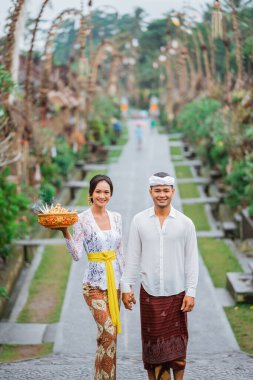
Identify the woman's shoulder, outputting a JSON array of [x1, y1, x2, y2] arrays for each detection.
[[109, 210, 122, 222], [77, 208, 91, 223]]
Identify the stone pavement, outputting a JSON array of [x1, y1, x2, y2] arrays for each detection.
[[0, 352, 253, 380], [0, 119, 253, 379]]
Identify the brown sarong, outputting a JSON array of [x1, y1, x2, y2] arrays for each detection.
[[140, 285, 188, 372]]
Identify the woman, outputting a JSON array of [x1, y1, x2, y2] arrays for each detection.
[[60, 174, 124, 380]]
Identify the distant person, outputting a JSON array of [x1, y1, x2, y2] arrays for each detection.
[[112, 118, 122, 139], [121, 172, 199, 380], [150, 119, 156, 133], [135, 123, 143, 150], [58, 175, 124, 380]]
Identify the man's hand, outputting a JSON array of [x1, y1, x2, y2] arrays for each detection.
[[122, 290, 136, 310], [181, 295, 195, 312]]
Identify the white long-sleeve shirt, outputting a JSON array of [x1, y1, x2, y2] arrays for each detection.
[[120, 206, 199, 297]]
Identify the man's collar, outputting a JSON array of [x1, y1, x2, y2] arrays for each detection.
[[149, 206, 176, 218]]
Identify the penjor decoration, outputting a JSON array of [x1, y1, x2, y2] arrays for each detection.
[[212, 1, 223, 39]]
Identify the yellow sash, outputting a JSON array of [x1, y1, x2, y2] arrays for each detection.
[[88, 250, 121, 334]]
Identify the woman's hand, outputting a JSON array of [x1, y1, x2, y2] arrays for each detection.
[[51, 227, 70, 239]]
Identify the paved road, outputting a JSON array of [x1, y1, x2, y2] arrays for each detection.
[[0, 119, 253, 379]]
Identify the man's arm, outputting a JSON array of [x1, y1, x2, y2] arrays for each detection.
[[120, 217, 141, 310], [182, 221, 199, 312]]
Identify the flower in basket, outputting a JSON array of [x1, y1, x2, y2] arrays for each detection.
[[34, 202, 78, 229]]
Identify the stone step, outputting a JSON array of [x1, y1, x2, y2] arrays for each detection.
[[73, 206, 88, 213], [182, 197, 218, 204], [174, 160, 202, 167], [168, 141, 183, 147], [168, 133, 183, 139], [14, 239, 64, 246], [64, 180, 89, 189], [197, 230, 224, 238], [0, 323, 57, 345], [105, 145, 122, 151], [226, 272, 253, 303], [83, 163, 108, 171], [177, 177, 210, 184], [171, 155, 184, 160]]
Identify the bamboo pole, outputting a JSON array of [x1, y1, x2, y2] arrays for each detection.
[[197, 28, 213, 91], [229, 0, 244, 89], [24, 0, 50, 140]]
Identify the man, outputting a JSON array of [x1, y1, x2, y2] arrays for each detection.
[[120, 172, 199, 380]]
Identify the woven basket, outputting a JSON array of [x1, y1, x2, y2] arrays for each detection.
[[38, 212, 78, 229]]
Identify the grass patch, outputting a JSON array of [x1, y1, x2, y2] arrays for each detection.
[[157, 125, 167, 134], [198, 238, 243, 288], [178, 183, 199, 198], [175, 166, 193, 179], [0, 343, 53, 363], [168, 135, 180, 141], [75, 187, 89, 206], [107, 148, 122, 163], [183, 204, 210, 231], [17, 245, 71, 323], [170, 146, 182, 156], [118, 135, 128, 146], [117, 129, 128, 146], [225, 305, 253, 355], [86, 170, 107, 181], [75, 169, 107, 205]]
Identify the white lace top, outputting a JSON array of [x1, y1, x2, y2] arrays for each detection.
[[65, 208, 125, 290]]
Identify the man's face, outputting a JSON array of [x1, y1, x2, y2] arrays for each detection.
[[149, 185, 175, 208]]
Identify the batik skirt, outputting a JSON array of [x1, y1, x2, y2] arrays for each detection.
[[140, 285, 188, 373], [83, 284, 120, 380]]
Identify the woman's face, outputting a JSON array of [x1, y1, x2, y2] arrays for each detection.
[[92, 180, 111, 207]]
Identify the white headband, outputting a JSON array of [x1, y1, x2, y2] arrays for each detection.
[[149, 175, 175, 187]]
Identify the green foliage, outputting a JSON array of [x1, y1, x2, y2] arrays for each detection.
[[176, 97, 222, 144], [225, 158, 251, 209], [38, 183, 56, 205], [53, 137, 74, 178], [204, 112, 229, 173], [198, 238, 242, 288], [88, 96, 120, 145], [137, 19, 167, 91], [41, 163, 62, 190], [159, 106, 168, 129], [0, 287, 9, 300], [90, 96, 116, 126], [0, 66, 14, 95], [0, 66, 15, 119], [244, 153, 253, 215], [0, 168, 30, 259], [53, 20, 78, 66], [88, 119, 107, 143]]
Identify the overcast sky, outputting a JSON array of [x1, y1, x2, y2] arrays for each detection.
[[0, 0, 208, 36]]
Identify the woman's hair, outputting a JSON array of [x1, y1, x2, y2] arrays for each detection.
[[89, 174, 113, 202]]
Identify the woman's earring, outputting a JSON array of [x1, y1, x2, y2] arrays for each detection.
[[88, 195, 92, 207]]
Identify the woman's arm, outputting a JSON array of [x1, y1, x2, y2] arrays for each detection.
[[62, 218, 85, 261]]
